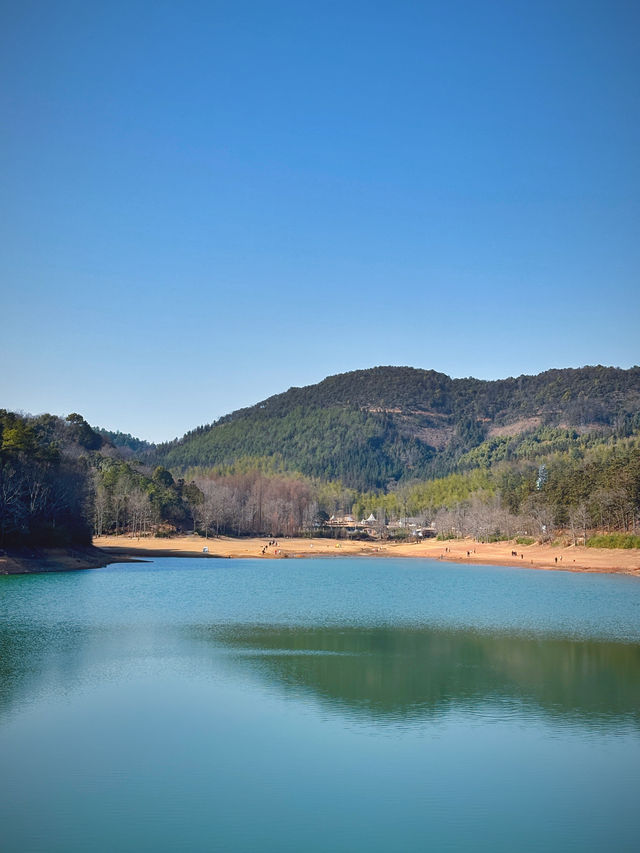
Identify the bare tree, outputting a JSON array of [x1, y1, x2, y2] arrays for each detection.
[[568, 503, 590, 545], [521, 495, 555, 542], [128, 489, 153, 538], [93, 476, 108, 537]]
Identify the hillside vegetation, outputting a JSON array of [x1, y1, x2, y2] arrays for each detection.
[[0, 411, 103, 547], [0, 410, 196, 548], [2, 365, 639, 547], [140, 365, 640, 544], [153, 366, 640, 489]]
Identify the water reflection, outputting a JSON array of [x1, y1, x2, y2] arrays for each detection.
[[201, 624, 640, 728], [2, 617, 640, 731]]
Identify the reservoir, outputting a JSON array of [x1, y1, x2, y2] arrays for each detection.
[[1, 557, 640, 852]]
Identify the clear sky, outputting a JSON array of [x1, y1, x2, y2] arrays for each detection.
[[2, 0, 639, 442]]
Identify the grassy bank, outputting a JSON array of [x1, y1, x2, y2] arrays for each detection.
[[586, 534, 640, 549]]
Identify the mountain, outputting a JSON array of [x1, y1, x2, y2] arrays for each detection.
[[152, 365, 640, 491], [5, 365, 639, 549]]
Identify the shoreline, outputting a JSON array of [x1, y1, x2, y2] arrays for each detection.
[[93, 534, 640, 578], [3, 536, 638, 577], [0, 545, 143, 576]]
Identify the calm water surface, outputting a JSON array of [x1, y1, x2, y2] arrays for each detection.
[[1, 557, 639, 852]]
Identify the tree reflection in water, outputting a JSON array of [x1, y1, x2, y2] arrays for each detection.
[[200, 623, 640, 729]]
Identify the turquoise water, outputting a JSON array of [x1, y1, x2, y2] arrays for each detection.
[[1, 557, 640, 852]]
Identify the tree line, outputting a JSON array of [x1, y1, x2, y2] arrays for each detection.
[[0, 411, 97, 547], [2, 407, 639, 549]]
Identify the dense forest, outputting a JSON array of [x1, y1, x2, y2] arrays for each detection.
[[153, 366, 640, 489], [0, 411, 102, 547], [2, 366, 640, 548]]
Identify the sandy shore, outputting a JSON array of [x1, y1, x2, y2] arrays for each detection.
[[93, 535, 640, 577]]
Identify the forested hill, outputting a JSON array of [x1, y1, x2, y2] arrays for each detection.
[[153, 366, 640, 490], [96, 428, 155, 457], [3, 365, 639, 548]]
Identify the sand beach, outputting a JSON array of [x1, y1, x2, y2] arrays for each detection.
[[92, 534, 640, 577]]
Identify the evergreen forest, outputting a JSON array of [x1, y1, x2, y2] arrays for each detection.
[[2, 365, 640, 549]]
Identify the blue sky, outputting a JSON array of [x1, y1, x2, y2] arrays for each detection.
[[2, 0, 638, 442]]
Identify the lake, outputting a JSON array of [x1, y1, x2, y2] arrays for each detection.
[[1, 557, 640, 852]]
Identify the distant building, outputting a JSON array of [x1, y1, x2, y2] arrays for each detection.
[[415, 527, 437, 538], [327, 514, 356, 527]]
